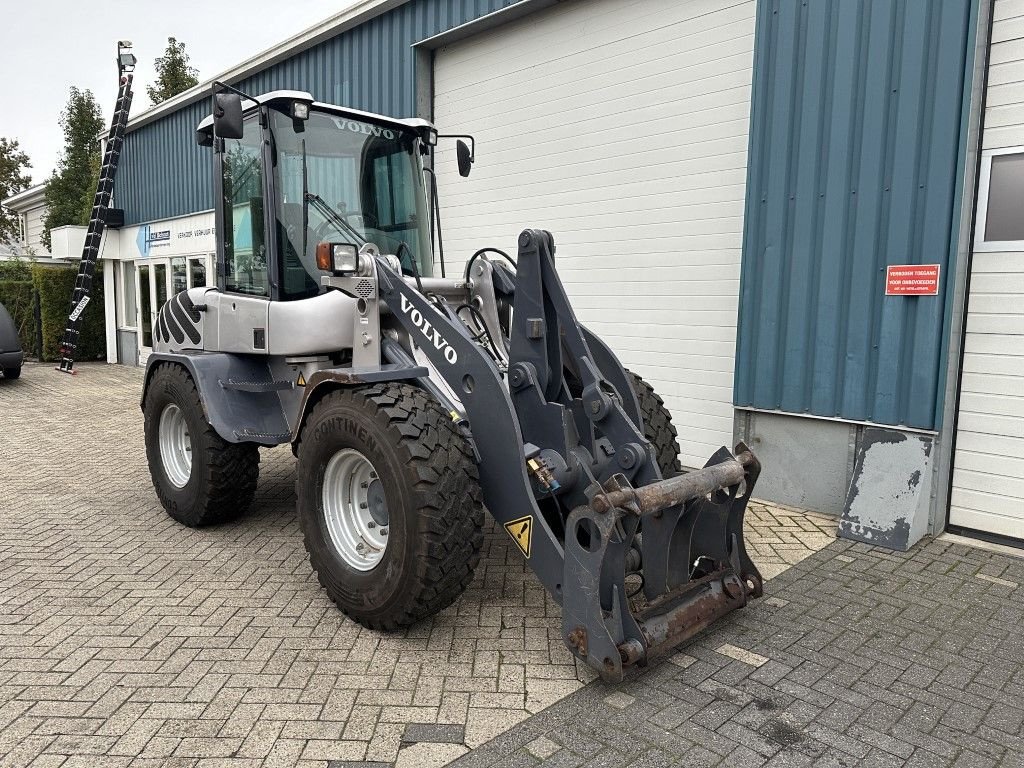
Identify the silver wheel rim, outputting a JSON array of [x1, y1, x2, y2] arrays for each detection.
[[322, 448, 389, 571], [158, 403, 192, 488]]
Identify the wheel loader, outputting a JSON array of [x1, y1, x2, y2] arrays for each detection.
[[142, 84, 764, 681]]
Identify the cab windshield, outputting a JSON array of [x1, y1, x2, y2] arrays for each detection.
[[270, 109, 432, 300]]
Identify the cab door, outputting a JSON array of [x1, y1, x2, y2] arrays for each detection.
[[213, 115, 271, 353]]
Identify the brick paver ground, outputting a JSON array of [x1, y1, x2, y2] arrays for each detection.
[[452, 537, 1024, 768], [0, 363, 839, 767]]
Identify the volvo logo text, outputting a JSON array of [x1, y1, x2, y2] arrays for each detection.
[[332, 118, 397, 140], [400, 295, 458, 364]]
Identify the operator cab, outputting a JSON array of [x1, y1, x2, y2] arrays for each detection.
[[197, 90, 445, 301]]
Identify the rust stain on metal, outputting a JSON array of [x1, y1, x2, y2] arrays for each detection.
[[638, 572, 748, 653], [566, 627, 588, 657], [597, 458, 748, 517]]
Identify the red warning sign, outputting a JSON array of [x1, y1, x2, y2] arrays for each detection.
[[885, 264, 941, 296]]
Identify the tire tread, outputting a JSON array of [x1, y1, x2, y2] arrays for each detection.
[[299, 383, 483, 630], [627, 369, 683, 476], [145, 363, 260, 526]]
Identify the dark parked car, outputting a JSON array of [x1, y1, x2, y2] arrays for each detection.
[[0, 300, 23, 379]]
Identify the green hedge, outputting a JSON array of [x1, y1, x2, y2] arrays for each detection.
[[31, 264, 106, 362], [0, 279, 35, 353]]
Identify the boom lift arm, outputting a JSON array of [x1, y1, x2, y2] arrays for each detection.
[[374, 230, 762, 680]]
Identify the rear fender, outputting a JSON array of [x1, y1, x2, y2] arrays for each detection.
[[141, 352, 291, 445], [144, 353, 433, 447]]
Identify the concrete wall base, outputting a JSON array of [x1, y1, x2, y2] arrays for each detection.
[[734, 410, 939, 551], [838, 427, 934, 551], [734, 410, 854, 515]]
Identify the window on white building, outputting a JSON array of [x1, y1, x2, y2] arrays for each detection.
[[975, 147, 1024, 251], [171, 257, 187, 295], [188, 256, 208, 289], [120, 261, 137, 329]]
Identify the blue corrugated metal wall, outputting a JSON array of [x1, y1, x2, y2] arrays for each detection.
[[117, 0, 521, 226], [734, 0, 978, 431]]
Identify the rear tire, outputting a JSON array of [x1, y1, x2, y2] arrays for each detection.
[[143, 363, 260, 527], [296, 383, 484, 629], [626, 370, 682, 476], [2, 367, 20, 380]]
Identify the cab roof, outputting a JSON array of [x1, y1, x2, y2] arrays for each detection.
[[195, 90, 433, 139]]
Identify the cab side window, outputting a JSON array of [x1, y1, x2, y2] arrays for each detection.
[[369, 148, 416, 230], [222, 120, 268, 296]]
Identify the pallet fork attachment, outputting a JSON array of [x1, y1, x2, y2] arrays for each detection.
[[376, 229, 762, 680]]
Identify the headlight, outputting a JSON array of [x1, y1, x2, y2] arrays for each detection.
[[316, 242, 359, 274], [292, 100, 310, 120]]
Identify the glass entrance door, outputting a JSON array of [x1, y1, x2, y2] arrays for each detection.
[[154, 262, 168, 313], [136, 259, 169, 361], [137, 264, 152, 351]]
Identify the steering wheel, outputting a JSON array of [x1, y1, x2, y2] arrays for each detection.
[[310, 219, 335, 246], [343, 211, 378, 229], [311, 211, 379, 245]]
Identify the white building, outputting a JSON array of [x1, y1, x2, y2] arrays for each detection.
[[1, 184, 51, 259]]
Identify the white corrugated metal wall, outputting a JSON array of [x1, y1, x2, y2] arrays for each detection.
[[432, 0, 756, 469], [949, 0, 1024, 540]]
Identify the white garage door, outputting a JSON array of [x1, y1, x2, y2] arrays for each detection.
[[432, 0, 756, 469], [949, 247, 1024, 539], [948, 4, 1024, 543]]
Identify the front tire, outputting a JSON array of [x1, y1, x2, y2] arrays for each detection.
[[2, 366, 21, 379], [296, 383, 484, 629], [143, 363, 260, 526], [627, 370, 682, 476]]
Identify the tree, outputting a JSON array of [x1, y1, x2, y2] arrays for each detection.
[[0, 138, 32, 243], [147, 37, 199, 105], [42, 88, 104, 250]]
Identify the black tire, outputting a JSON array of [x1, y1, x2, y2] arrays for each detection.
[[2, 367, 20, 380], [143, 363, 260, 527], [296, 383, 484, 630], [626, 370, 682, 477]]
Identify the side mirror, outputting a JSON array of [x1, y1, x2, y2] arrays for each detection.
[[456, 140, 473, 178], [213, 92, 244, 140]]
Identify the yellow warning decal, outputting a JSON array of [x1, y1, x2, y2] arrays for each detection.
[[504, 515, 533, 558], [296, 372, 306, 387]]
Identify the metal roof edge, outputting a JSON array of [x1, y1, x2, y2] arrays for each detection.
[[195, 93, 434, 133], [412, 0, 547, 49], [2, 182, 48, 210], [125, 0, 409, 134]]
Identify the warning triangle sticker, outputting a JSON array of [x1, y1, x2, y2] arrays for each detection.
[[504, 515, 533, 558], [296, 372, 306, 387]]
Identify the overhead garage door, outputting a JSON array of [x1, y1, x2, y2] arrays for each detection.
[[432, 0, 756, 469], [949, 246, 1024, 540], [949, 3, 1024, 542]]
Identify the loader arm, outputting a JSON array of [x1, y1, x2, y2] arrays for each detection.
[[375, 255, 570, 593], [376, 230, 762, 681]]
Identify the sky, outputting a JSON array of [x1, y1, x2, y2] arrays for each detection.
[[0, 0, 358, 184]]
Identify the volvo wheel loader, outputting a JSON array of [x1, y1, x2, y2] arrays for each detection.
[[142, 84, 764, 681]]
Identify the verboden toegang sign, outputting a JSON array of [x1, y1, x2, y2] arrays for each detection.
[[885, 264, 941, 296]]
